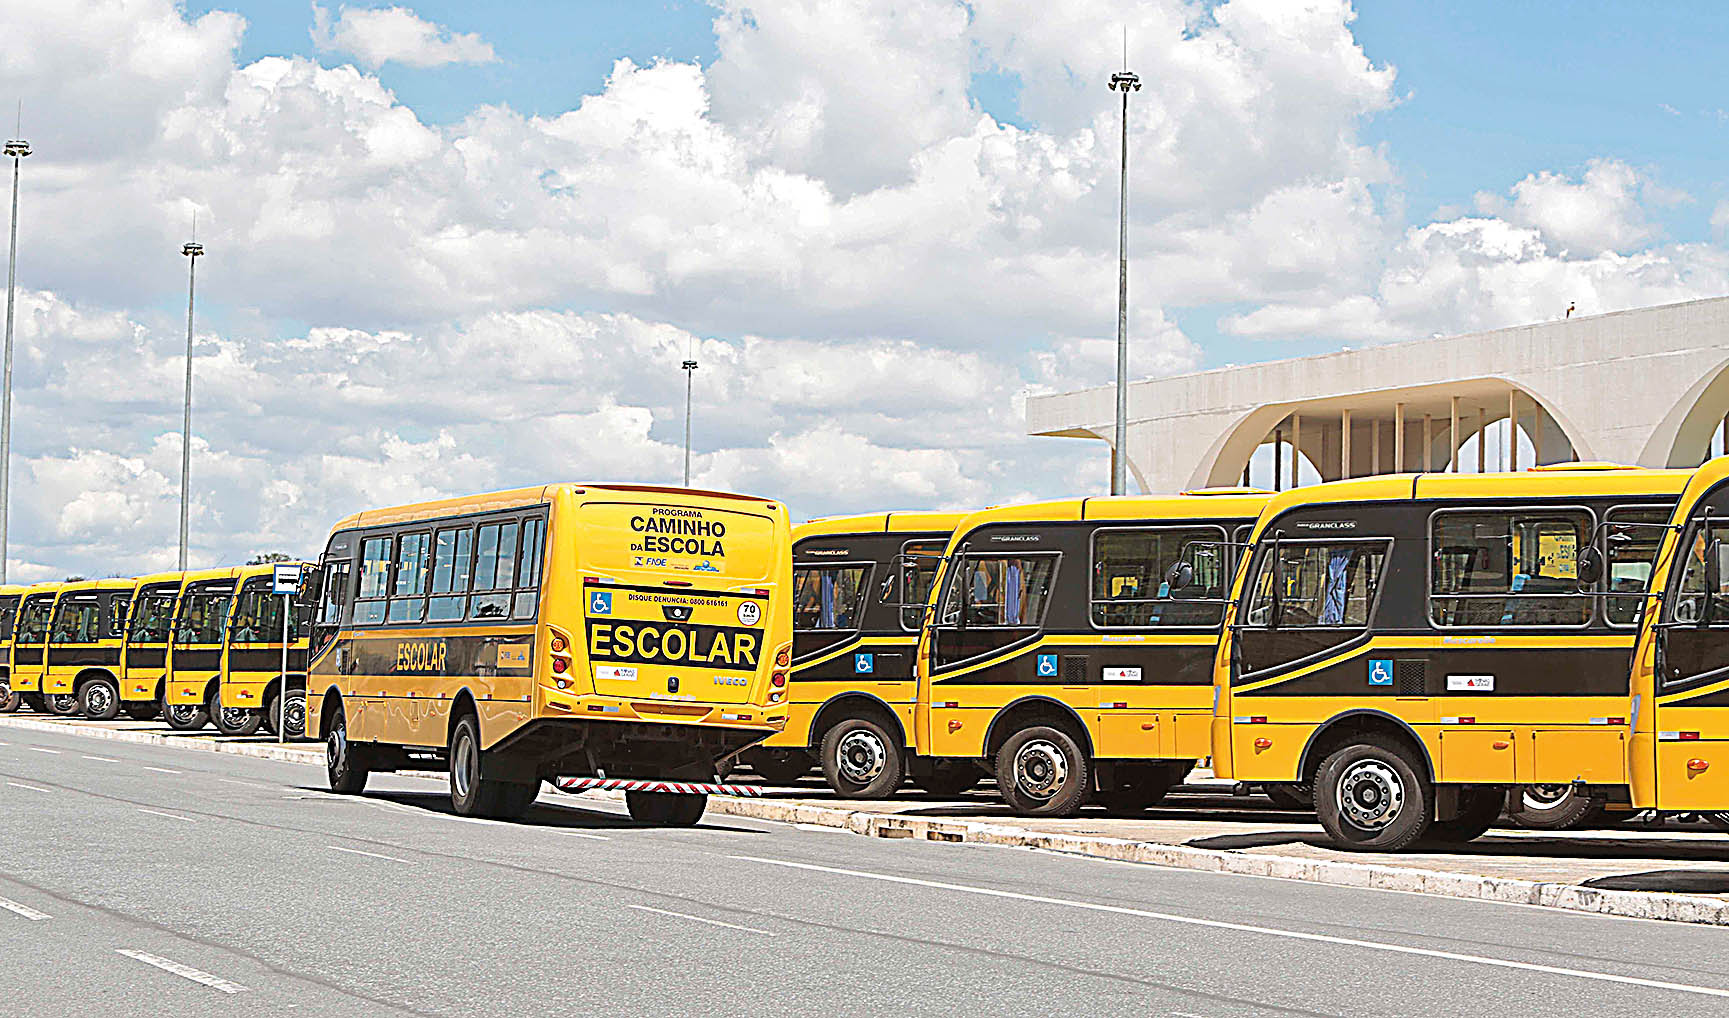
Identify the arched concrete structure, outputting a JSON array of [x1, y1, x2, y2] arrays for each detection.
[[1027, 296, 1729, 494]]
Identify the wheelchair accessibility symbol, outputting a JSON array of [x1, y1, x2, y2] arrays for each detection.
[[1368, 659, 1393, 686], [854, 653, 874, 675], [1037, 653, 1058, 678], [589, 591, 613, 615]]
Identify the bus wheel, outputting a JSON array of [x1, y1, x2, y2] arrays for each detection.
[[213, 703, 263, 737], [1505, 784, 1601, 830], [162, 691, 208, 731], [1315, 737, 1431, 851], [0, 678, 18, 713], [625, 790, 707, 826], [46, 693, 80, 716], [263, 690, 306, 739], [121, 701, 160, 721], [326, 705, 369, 794], [996, 726, 1090, 818], [1263, 783, 1315, 812], [1427, 786, 1504, 843], [820, 717, 905, 798], [743, 748, 814, 786], [1094, 761, 1181, 815], [913, 759, 983, 798], [79, 678, 121, 721], [449, 715, 536, 819]]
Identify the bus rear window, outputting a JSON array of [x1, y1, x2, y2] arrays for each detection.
[[577, 502, 776, 581]]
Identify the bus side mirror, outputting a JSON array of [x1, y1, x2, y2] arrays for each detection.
[[1577, 546, 1602, 587], [301, 567, 325, 605], [1705, 539, 1723, 626], [1164, 561, 1195, 592]]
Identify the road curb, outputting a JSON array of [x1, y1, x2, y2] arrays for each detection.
[[8, 714, 1726, 925]]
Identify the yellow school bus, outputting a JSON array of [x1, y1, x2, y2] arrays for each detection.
[[0, 584, 29, 712], [1214, 465, 1689, 850], [44, 578, 135, 720], [915, 489, 1273, 817], [11, 583, 65, 713], [214, 562, 313, 737], [744, 511, 967, 794], [163, 567, 242, 730], [118, 572, 182, 720], [1631, 454, 1729, 817], [304, 483, 792, 824]]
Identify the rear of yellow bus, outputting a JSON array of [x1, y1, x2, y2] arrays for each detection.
[[551, 485, 792, 822]]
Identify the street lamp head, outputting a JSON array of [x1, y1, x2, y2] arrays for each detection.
[[181, 242, 204, 258], [1108, 71, 1142, 92], [2, 140, 28, 158], [681, 359, 698, 370]]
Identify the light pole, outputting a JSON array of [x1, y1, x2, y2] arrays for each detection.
[[1108, 66, 1140, 496], [681, 354, 698, 486], [179, 240, 203, 570], [0, 134, 30, 583]]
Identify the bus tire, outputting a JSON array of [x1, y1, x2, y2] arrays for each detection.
[[913, 759, 983, 798], [263, 690, 306, 739], [46, 692, 80, 716], [1505, 784, 1601, 830], [1094, 761, 1181, 815], [325, 705, 368, 794], [0, 677, 17, 713], [625, 790, 707, 826], [121, 701, 160, 721], [820, 717, 905, 799], [448, 715, 536, 819], [743, 748, 813, 786], [213, 701, 263, 737], [1427, 786, 1504, 843], [996, 725, 1090, 818], [79, 677, 121, 721], [1315, 736, 1431, 852], [1264, 783, 1315, 812], [162, 692, 208, 731]]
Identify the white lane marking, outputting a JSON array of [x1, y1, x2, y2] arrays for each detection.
[[115, 950, 246, 994], [136, 808, 195, 823], [26, 747, 60, 755], [327, 846, 411, 864], [557, 829, 610, 841], [80, 755, 118, 763], [6, 781, 49, 793], [626, 904, 773, 935], [732, 856, 1729, 1001], [143, 766, 181, 774], [0, 897, 50, 921], [218, 778, 267, 789]]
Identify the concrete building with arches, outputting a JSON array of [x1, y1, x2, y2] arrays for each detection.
[[1026, 296, 1729, 494]]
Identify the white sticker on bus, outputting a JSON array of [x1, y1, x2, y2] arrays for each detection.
[[596, 666, 639, 682], [1102, 667, 1142, 682], [1446, 674, 1495, 691]]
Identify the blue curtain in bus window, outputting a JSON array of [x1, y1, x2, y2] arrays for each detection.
[[820, 571, 836, 628], [1321, 548, 1350, 625], [1005, 560, 1024, 625]]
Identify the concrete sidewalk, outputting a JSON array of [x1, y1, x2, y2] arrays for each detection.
[[7, 713, 1728, 926]]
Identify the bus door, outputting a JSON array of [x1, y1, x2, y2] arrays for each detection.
[[12, 594, 53, 693], [1652, 505, 1729, 809], [169, 582, 235, 705], [124, 585, 178, 702], [45, 592, 104, 695]]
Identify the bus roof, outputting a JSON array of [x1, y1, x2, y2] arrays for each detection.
[[948, 490, 1277, 537], [235, 560, 312, 579], [1250, 468, 1696, 538], [795, 511, 970, 541], [328, 483, 782, 533], [20, 582, 63, 597], [0, 584, 31, 597], [55, 578, 138, 595], [132, 571, 186, 587], [179, 567, 241, 586]]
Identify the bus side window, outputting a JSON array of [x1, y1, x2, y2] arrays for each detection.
[[1670, 521, 1729, 625], [354, 536, 391, 626], [427, 527, 473, 623], [1238, 540, 1387, 676], [513, 517, 546, 620]]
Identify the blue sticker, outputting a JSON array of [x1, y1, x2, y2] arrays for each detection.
[[589, 591, 613, 615], [1037, 653, 1058, 678], [1368, 658, 1393, 686], [854, 653, 874, 675]]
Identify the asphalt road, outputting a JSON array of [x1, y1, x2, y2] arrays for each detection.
[[2, 726, 1728, 1017]]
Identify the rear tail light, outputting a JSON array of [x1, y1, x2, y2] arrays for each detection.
[[775, 645, 791, 668], [771, 670, 787, 687], [550, 634, 568, 653], [548, 626, 573, 680], [552, 657, 568, 674]]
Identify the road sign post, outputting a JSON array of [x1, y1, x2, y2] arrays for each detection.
[[272, 563, 303, 744]]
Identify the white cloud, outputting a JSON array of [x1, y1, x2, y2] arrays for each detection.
[[311, 4, 495, 69], [1475, 158, 1664, 256]]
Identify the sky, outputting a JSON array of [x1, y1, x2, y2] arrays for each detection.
[[6, 0, 1729, 578]]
